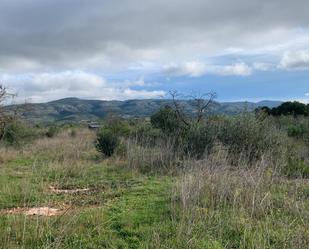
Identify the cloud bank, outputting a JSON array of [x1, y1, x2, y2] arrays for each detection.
[[1, 71, 165, 103], [0, 0, 309, 102]]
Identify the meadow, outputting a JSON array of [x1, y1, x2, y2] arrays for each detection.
[[1, 105, 309, 248]]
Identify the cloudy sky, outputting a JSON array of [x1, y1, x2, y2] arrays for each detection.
[[1, 0, 309, 103]]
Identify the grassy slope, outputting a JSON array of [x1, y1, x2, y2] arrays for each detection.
[[0, 129, 309, 248]]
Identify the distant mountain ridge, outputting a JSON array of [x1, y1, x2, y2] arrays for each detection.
[[5, 98, 283, 124]]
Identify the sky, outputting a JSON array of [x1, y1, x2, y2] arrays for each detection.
[[0, 0, 309, 103]]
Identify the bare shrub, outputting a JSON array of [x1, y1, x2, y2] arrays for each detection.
[[0, 85, 14, 141]]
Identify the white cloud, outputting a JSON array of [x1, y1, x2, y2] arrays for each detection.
[[305, 93, 309, 97], [163, 61, 206, 77], [163, 61, 252, 77], [253, 62, 275, 71], [121, 89, 165, 99], [29, 71, 105, 92], [279, 50, 309, 70], [122, 78, 146, 87], [1, 71, 165, 103], [218, 62, 252, 76]]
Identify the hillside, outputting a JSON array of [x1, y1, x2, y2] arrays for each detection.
[[5, 98, 282, 124]]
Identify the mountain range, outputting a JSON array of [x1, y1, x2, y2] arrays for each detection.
[[5, 98, 283, 124]]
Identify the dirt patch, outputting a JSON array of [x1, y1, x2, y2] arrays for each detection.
[[6, 207, 61, 217], [2, 206, 70, 217], [49, 185, 91, 194], [25, 207, 62, 216]]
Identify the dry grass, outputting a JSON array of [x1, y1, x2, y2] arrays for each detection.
[[171, 153, 309, 248], [1, 126, 309, 248], [126, 137, 177, 172], [0, 147, 20, 163], [0, 128, 96, 163]]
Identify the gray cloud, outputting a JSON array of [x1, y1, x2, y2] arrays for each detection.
[[1, 0, 309, 102], [1, 0, 309, 72]]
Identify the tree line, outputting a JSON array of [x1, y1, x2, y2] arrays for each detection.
[[258, 101, 309, 116]]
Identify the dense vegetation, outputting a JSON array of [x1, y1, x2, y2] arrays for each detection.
[[259, 101, 309, 116], [1, 95, 309, 248]]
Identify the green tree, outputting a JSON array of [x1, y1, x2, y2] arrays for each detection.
[[151, 105, 181, 134], [271, 101, 308, 116]]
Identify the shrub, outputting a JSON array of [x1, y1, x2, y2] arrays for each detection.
[[105, 119, 131, 137], [130, 123, 164, 146], [283, 158, 309, 178], [151, 106, 182, 134], [217, 114, 288, 165], [287, 124, 305, 138], [183, 123, 217, 159], [96, 129, 119, 157], [2, 121, 38, 146], [46, 126, 59, 138], [69, 129, 77, 137], [274, 116, 309, 144]]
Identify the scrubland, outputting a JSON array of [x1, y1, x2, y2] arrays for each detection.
[[1, 112, 309, 248]]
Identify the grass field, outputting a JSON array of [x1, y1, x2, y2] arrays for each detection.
[[1, 129, 309, 248]]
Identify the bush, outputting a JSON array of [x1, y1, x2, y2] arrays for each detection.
[[69, 129, 77, 138], [283, 158, 309, 178], [2, 121, 38, 146], [287, 125, 305, 138], [217, 114, 288, 165], [130, 123, 164, 146], [46, 126, 59, 138], [105, 119, 131, 137], [151, 106, 182, 134], [183, 123, 217, 159], [96, 129, 119, 157], [274, 116, 309, 144]]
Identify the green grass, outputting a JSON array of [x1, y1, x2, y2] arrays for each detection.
[[0, 149, 174, 248], [2, 159, 298, 249], [1, 130, 309, 248]]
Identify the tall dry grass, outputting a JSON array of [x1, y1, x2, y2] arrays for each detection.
[[170, 149, 309, 248], [125, 137, 178, 173], [0, 128, 96, 163]]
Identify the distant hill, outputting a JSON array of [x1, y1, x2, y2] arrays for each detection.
[[255, 100, 284, 109], [5, 98, 283, 124]]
